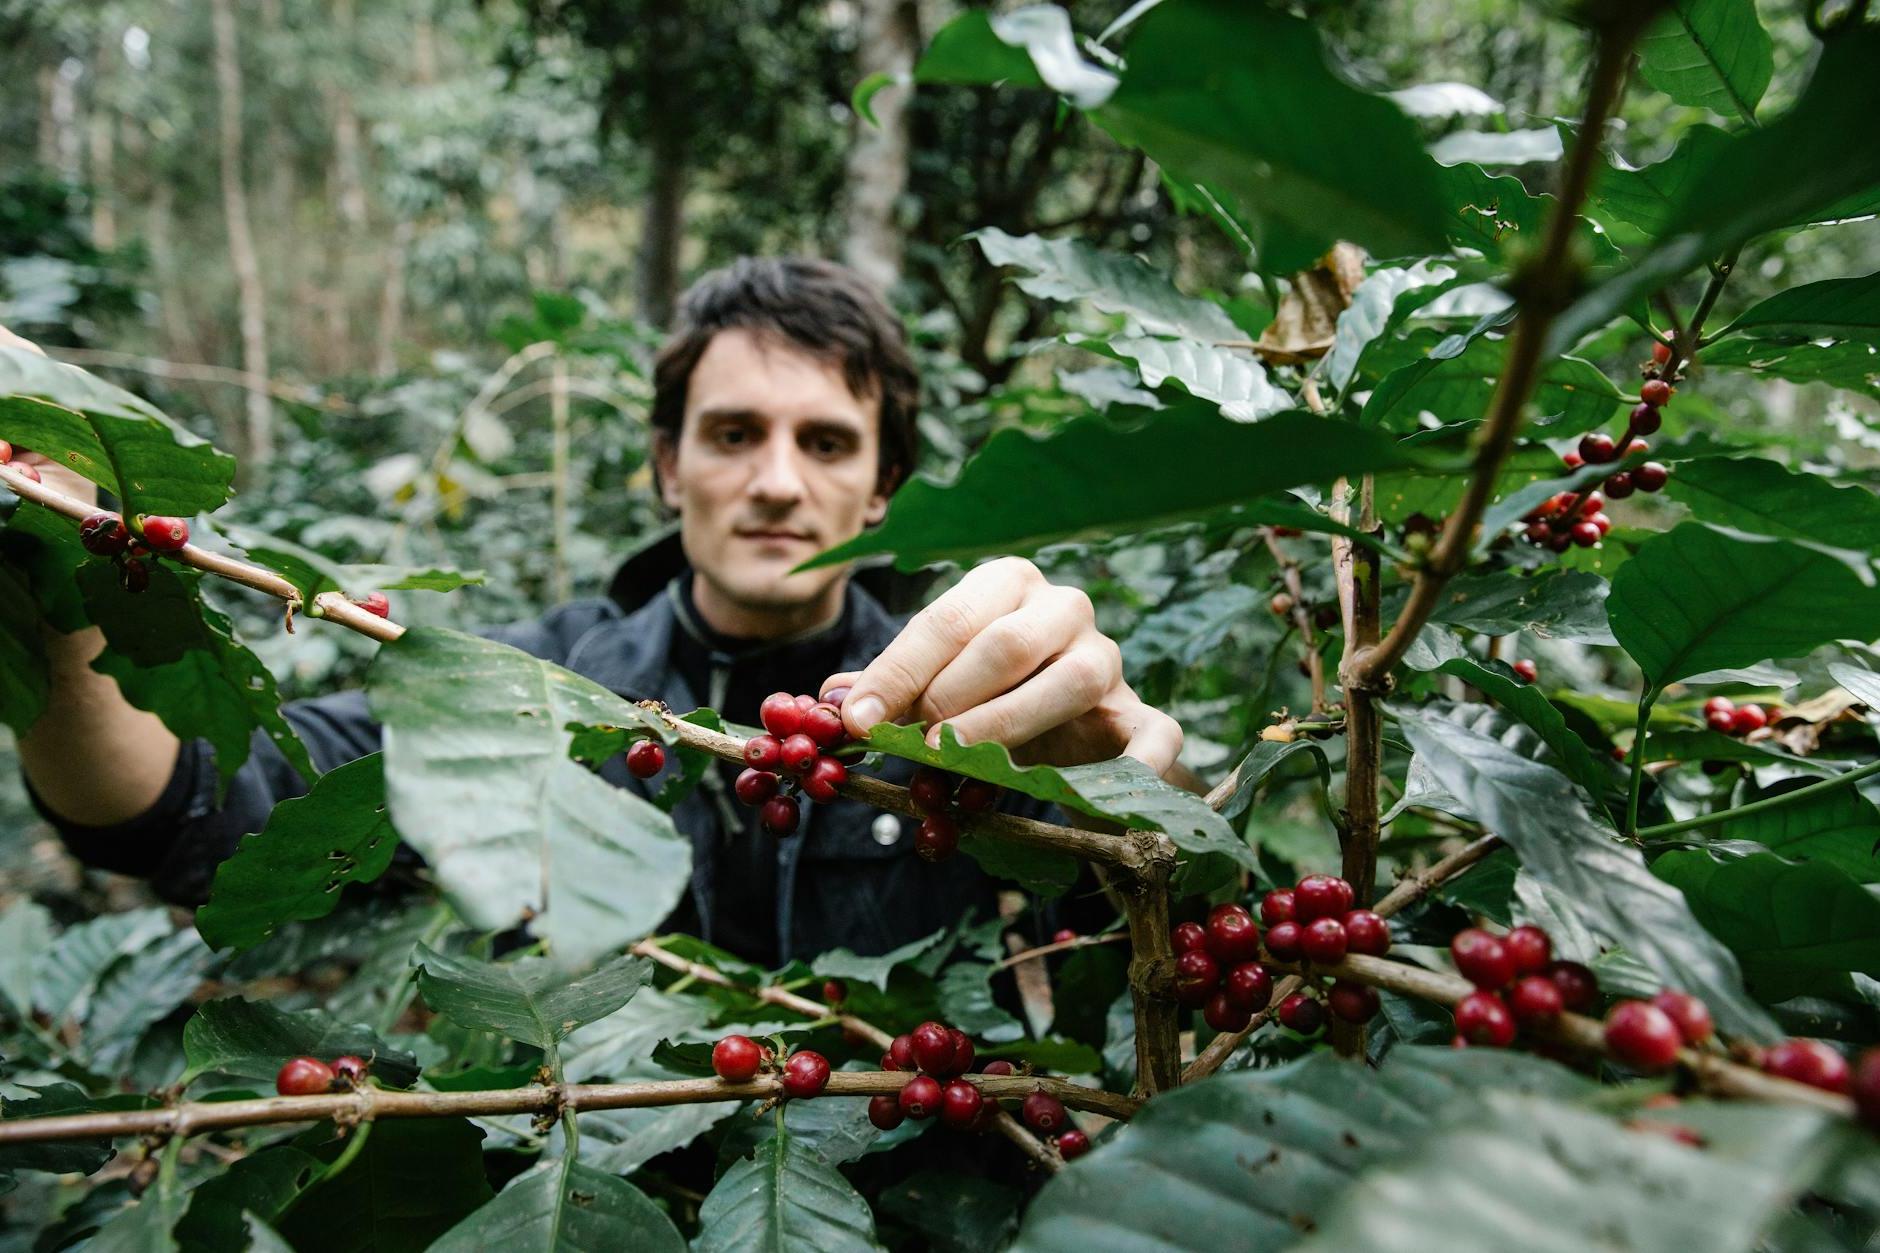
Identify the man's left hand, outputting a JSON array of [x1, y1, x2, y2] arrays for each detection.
[[828, 558, 1183, 778]]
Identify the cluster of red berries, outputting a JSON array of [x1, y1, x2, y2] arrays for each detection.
[[871, 1019, 1087, 1158], [1519, 348, 1675, 554], [906, 765, 1003, 864], [77, 508, 191, 593], [736, 689, 855, 836], [275, 1053, 372, 1095], [710, 1033, 833, 1099], [1702, 696, 1776, 737], [1448, 924, 1598, 1046]]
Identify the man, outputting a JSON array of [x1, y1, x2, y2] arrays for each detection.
[[10, 257, 1181, 963]]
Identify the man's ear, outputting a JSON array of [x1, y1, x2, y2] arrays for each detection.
[[653, 430, 684, 512], [865, 468, 899, 526]]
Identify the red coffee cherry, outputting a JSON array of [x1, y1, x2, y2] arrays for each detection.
[[80, 512, 131, 556], [1650, 990, 1713, 1046], [910, 1021, 955, 1075], [1056, 1128, 1090, 1160], [1171, 921, 1208, 953], [712, 1035, 765, 1082], [1260, 889, 1295, 927], [947, 1029, 975, 1077], [1173, 949, 1221, 1007], [1652, 340, 1673, 365], [1570, 520, 1601, 548], [1342, 910, 1390, 956], [1205, 906, 1261, 964], [1277, 992, 1324, 1036], [822, 979, 846, 1004], [121, 557, 150, 593], [888, 1034, 918, 1072], [1504, 926, 1552, 976], [981, 1059, 1017, 1076], [276, 1056, 336, 1096], [760, 692, 805, 738], [781, 1050, 831, 1098], [1300, 918, 1348, 965], [1629, 402, 1663, 434], [1703, 697, 1735, 719], [954, 778, 1002, 812], [1512, 659, 1538, 683], [1761, 1039, 1851, 1094], [801, 755, 848, 803], [1852, 1048, 1880, 1129], [1328, 980, 1380, 1024], [802, 703, 846, 748], [1729, 705, 1767, 735], [915, 815, 960, 863], [940, 1078, 984, 1128], [138, 515, 190, 552], [909, 766, 957, 814], [0, 440, 10, 462], [1544, 961, 1599, 1012], [1508, 976, 1563, 1027], [356, 592, 391, 618], [1224, 963, 1274, 1013], [868, 1094, 905, 1130], [626, 741, 666, 779], [1294, 875, 1352, 922], [1052, 928, 1078, 945], [1454, 992, 1516, 1047], [734, 768, 780, 806], [1604, 1000, 1682, 1072], [899, 1075, 943, 1119], [1631, 461, 1668, 492], [1264, 921, 1304, 962], [760, 796, 800, 836], [779, 733, 819, 774], [1561, 449, 1584, 470], [1605, 471, 1635, 499], [1640, 379, 1672, 407], [1021, 1091, 1067, 1133], [1706, 706, 1738, 734], [1578, 432, 1617, 464], [1451, 928, 1515, 990], [1204, 991, 1253, 1033], [1589, 512, 1613, 537], [744, 734, 784, 770], [331, 1055, 370, 1086]]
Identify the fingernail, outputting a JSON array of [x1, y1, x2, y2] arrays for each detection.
[[848, 696, 885, 731]]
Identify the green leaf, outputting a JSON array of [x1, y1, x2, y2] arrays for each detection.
[[224, 525, 482, 604], [879, 1172, 1022, 1253], [174, 1146, 324, 1252], [1638, 0, 1773, 125], [1698, 781, 1880, 882], [1429, 128, 1562, 167], [1662, 458, 1880, 552], [0, 563, 47, 733], [1011, 1047, 1591, 1252], [693, 1124, 882, 1253], [1121, 584, 1264, 681], [366, 628, 688, 967], [561, 986, 793, 1083], [78, 928, 215, 1074], [1094, 336, 1290, 421], [1655, 850, 1880, 1002], [277, 1119, 493, 1253], [181, 997, 420, 1088], [34, 907, 174, 1022], [0, 898, 51, 1020], [412, 946, 649, 1049], [1437, 163, 1627, 270], [428, 1157, 683, 1253], [971, 229, 1240, 342], [558, 1063, 742, 1175], [0, 344, 236, 517], [84, 1183, 187, 1253], [915, 8, 1115, 108], [1716, 270, 1880, 345], [1296, 1092, 1822, 1253], [1364, 333, 1621, 436], [80, 563, 315, 798], [1607, 524, 1880, 689], [1217, 738, 1331, 823], [1424, 568, 1616, 644], [196, 755, 398, 951], [813, 927, 950, 992], [1326, 262, 1462, 394], [1393, 701, 1775, 1039], [804, 404, 1452, 573], [1699, 337, 1879, 395], [0, 1084, 121, 1176], [1588, 125, 1733, 238], [937, 961, 1023, 1044], [980, 1035, 1104, 1074]]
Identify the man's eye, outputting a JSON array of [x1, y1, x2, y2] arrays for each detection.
[[810, 436, 847, 457], [715, 428, 750, 447]]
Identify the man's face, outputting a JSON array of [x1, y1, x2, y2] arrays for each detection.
[[656, 328, 891, 635]]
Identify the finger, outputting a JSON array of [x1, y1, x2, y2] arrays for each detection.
[[913, 588, 1094, 725], [1122, 710, 1185, 779], [930, 642, 1119, 751], [819, 672, 861, 702], [842, 559, 1038, 737]]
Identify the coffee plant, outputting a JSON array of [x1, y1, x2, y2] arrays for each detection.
[[4, 1, 1880, 1248]]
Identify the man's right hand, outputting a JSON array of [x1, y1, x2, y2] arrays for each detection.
[[0, 324, 98, 506]]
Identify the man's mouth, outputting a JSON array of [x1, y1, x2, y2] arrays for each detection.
[[737, 528, 814, 544]]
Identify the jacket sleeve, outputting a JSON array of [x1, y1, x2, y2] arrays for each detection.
[[26, 598, 623, 906]]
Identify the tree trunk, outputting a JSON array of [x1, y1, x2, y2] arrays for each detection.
[[210, 0, 273, 471], [841, 0, 919, 292], [87, 39, 116, 249], [373, 219, 412, 379], [634, 0, 687, 328], [48, 59, 82, 182]]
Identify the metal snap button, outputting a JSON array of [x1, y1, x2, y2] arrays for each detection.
[[871, 813, 902, 846]]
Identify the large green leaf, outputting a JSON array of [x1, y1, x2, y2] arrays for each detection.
[[1364, 334, 1622, 436], [1694, 783, 1880, 882], [181, 997, 420, 1088], [0, 898, 51, 1021], [0, 344, 236, 517], [693, 1120, 883, 1253], [1121, 584, 1264, 681], [550, 1059, 742, 1176], [1663, 457, 1880, 553], [1655, 849, 1880, 1002], [366, 628, 687, 967], [805, 404, 1451, 572], [224, 525, 482, 605], [1393, 702, 1775, 1039], [878, 1172, 1022, 1253], [1699, 337, 1879, 395], [0, 563, 46, 733], [276, 1120, 493, 1253], [1717, 271, 1880, 345], [971, 229, 1240, 342], [812, 927, 949, 992], [1638, 0, 1772, 125], [0, 1084, 122, 1177], [1607, 524, 1880, 688], [1422, 568, 1615, 644], [1297, 1092, 1828, 1252], [33, 907, 174, 1023], [412, 946, 649, 1049], [914, 7, 1115, 108], [1095, 336, 1291, 421], [84, 1183, 187, 1253], [428, 1157, 683, 1253], [80, 563, 315, 797], [1011, 1048, 1590, 1253], [196, 755, 398, 951], [1325, 262, 1462, 394], [1588, 125, 1733, 238], [78, 928, 215, 1074], [174, 1146, 324, 1252], [561, 986, 793, 1083]]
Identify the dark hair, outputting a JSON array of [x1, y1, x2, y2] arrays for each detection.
[[650, 256, 920, 494]]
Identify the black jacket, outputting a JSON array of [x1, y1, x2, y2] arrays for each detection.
[[33, 537, 1058, 961]]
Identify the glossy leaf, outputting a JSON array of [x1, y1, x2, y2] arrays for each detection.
[[1638, 0, 1772, 125], [366, 628, 687, 967], [78, 928, 215, 1074], [1120, 584, 1264, 681], [1098, 336, 1290, 421], [181, 997, 420, 1088], [552, 1059, 742, 1176], [277, 1119, 493, 1253], [34, 907, 175, 1023], [1393, 702, 1775, 1039], [1424, 568, 1616, 644], [0, 563, 46, 733], [174, 1146, 324, 1252], [1428, 127, 1561, 166], [693, 1121, 882, 1253], [1364, 333, 1621, 435], [812, 927, 949, 992], [1700, 338, 1879, 395], [1717, 270, 1880, 345], [196, 755, 398, 951], [412, 946, 650, 1049], [971, 229, 1239, 342], [0, 1084, 122, 1177], [428, 1157, 683, 1253], [224, 525, 481, 604], [1662, 457, 1880, 552], [1608, 524, 1880, 688]]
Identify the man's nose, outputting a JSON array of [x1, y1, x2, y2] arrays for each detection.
[[749, 436, 808, 505]]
